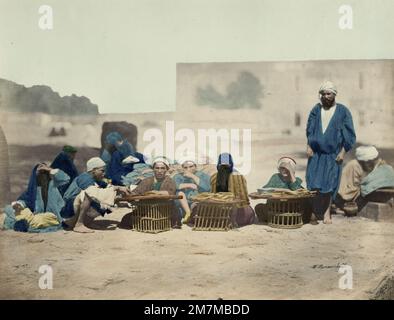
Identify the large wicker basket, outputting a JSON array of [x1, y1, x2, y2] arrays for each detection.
[[129, 200, 174, 233], [192, 201, 236, 231]]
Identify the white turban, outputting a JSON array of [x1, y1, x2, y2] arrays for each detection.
[[278, 157, 296, 176], [355, 146, 379, 162], [86, 157, 106, 172], [152, 156, 170, 169], [319, 81, 337, 95], [178, 153, 198, 166]]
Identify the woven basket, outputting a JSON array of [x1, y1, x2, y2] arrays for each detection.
[[129, 200, 174, 233], [267, 198, 304, 229], [193, 201, 235, 231], [268, 212, 303, 229]]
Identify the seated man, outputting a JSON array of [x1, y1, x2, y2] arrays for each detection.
[[256, 157, 314, 224], [262, 157, 303, 190], [210, 153, 256, 227], [101, 131, 145, 185], [61, 157, 130, 233], [50, 145, 79, 195], [336, 145, 394, 211], [3, 163, 70, 232], [174, 156, 211, 224], [119, 157, 179, 228], [129, 157, 176, 195]]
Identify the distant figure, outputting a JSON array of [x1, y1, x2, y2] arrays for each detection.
[[51, 145, 79, 195], [101, 131, 145, 185], [48, 127, 67, 137], [48, 127, 57, 137], [61, 157, 130, 233], [210, 153, 256, 227], [263, 157, 303, 190], [59, 127, 66, 136], [336, 145, 394, 211], [174, 156, 211, 224], [306, 81, 356, 224]]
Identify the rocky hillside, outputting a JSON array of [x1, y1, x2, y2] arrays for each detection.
[[0, 78, 98, 115]]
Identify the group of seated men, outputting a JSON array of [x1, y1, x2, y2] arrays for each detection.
[[4, 132, 256, 233], [3, 131, 394, 233]]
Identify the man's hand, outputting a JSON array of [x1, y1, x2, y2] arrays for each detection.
[[115, 186, 131, 195], [146, 190, 170, 196], [183, 171, 195, 179], [289, 170, 296, 183], [306, 145, 314, 158], [336, 147, 346, 164], [180, 183, 197, 190], [37, 163, 52, 173], [188, 183, 198, 190], [183, 172, 200, 185]]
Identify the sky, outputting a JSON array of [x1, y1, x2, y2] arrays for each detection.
[[0, 0, 393, 113]]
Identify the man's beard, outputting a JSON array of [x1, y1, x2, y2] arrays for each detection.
[[216, 166, 232, 192], [321, 99, 335, 109]]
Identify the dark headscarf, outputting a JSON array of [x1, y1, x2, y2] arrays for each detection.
[[216, 153, 234, 193], [105, 131, 136, 157], [103, 131, 143, 185], [17, 164, 41, 212], [51, 151, 79, 195], [51, 151, 78, 181]]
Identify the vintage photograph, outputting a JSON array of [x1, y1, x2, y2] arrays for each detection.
[[0, 0, 393, 301]]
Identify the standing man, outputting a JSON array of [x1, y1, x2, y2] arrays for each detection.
[[306, 81, 356, 224]]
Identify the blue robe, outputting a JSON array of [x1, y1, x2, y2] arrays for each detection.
[[361, 164, 394, 197], [17, 165, 70, 220], [174, 171, 211, 204], [306, 103, 356, 197], [61, 172, 109, 218], [104, 150, 146, 186], [50, 151, 79, 195]]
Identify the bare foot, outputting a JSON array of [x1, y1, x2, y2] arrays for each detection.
[[309, 212, 318, 225], [181, 212, 191, 224], [323, 216, 332, 224], [73, 224, 95, 233]]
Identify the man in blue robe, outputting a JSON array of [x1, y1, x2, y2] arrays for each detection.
[[306, 81, 356, 224], [50, 145, 79, 195], [101, 131, 146, 185], [174, 156, 211, 224]]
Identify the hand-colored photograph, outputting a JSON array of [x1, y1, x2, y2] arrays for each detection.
[[0, 0, 393, 301]]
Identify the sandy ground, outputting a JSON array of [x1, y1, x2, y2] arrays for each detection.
[[0, 209, 393, 300]]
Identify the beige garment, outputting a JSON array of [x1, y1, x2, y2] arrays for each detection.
[[73, 185, 117, 217], [338, 159, 367, 201]]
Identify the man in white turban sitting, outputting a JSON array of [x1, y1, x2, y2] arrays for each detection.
[[336, 145, 394, 212], [262, 157, 303, 190], [61, 157, 130, 233]]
